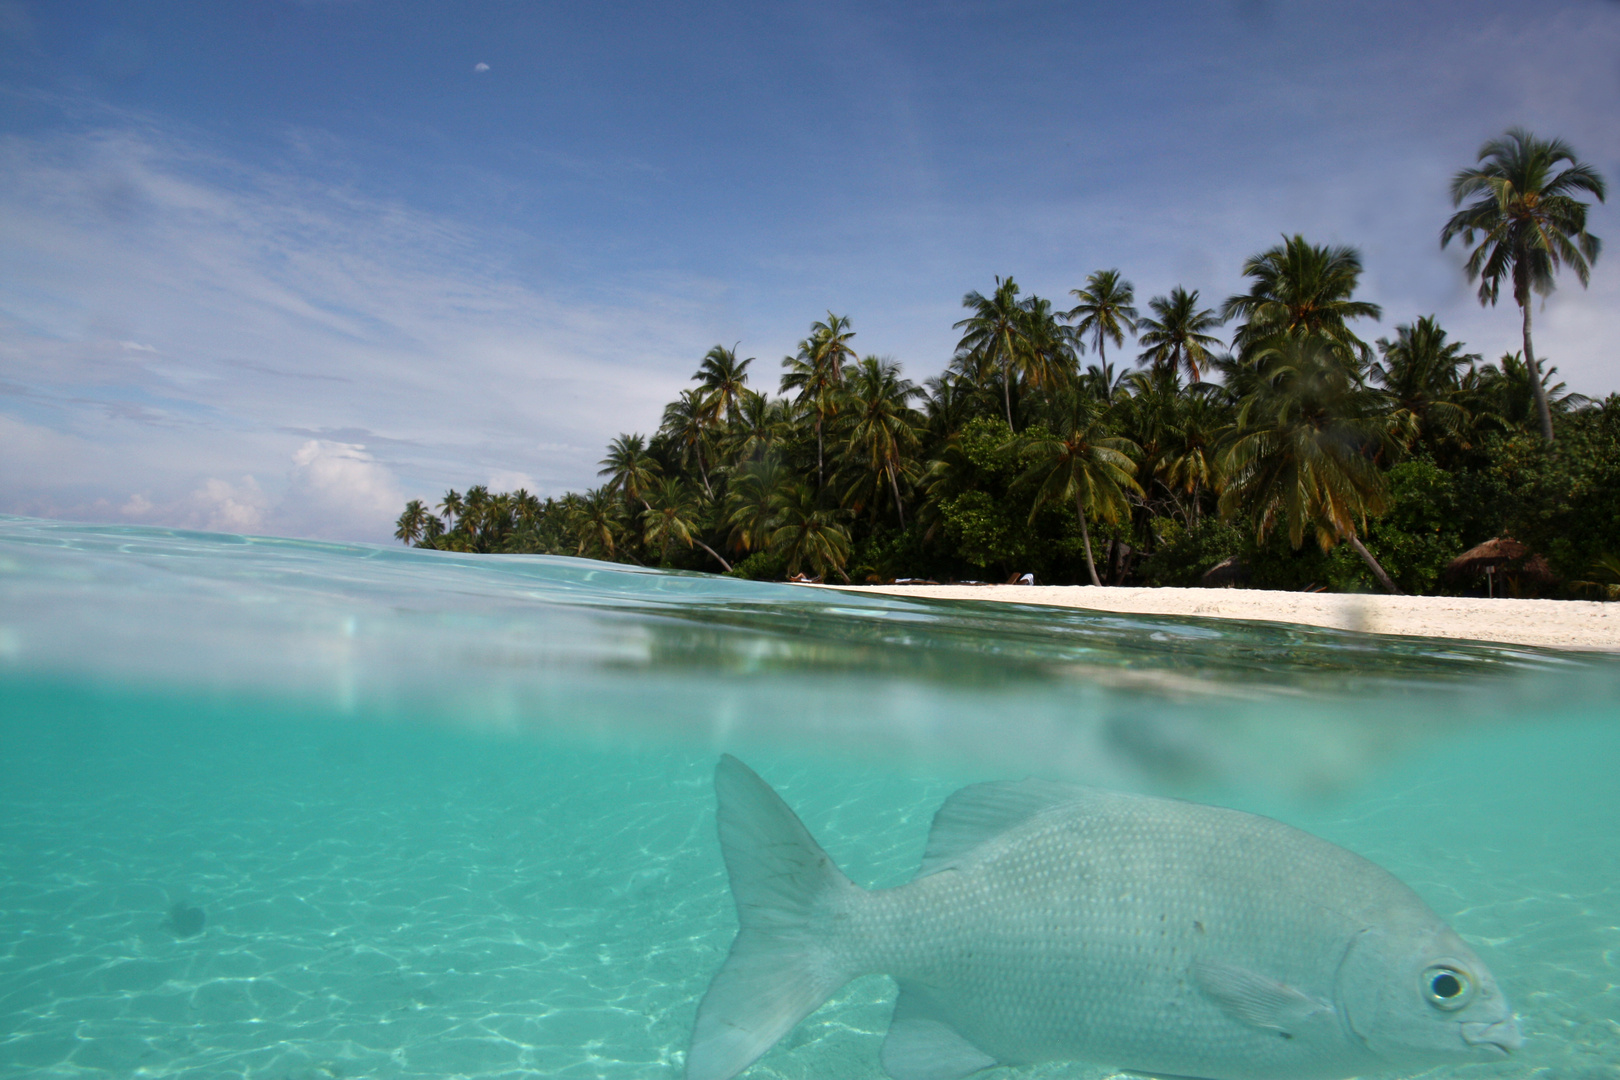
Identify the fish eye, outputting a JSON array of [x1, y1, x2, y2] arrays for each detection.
[[1422, 965, 1474, 1010]]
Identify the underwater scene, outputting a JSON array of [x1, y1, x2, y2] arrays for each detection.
[[1, 516, 1616, 1080]]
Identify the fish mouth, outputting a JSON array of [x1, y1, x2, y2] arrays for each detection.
[[1461, 1018, 1522, 1056]]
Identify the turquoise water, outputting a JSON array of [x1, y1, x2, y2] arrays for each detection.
[[1, 517, 1616, 1080]]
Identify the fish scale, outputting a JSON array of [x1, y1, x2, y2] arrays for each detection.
[[685, 757, 1521, 1080], [857, 802, 1362, 1077]]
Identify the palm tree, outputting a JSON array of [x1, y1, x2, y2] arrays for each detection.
[[1016, 393, 1141, 586], [1065, 269, 1138, 369], [438, 489, 464, 527], [835, 356, 924, 527], [768, 485, 852, 582], [695, 344, 753, 425], [806, 313, 858, 379], [723, 456, 792, 554], [661, 389, 717, 496], [1222, 236, 1383, 367], [1136, 287, 1225, 381], [1465, 351, 1586, 434], [1079, 358, 1127, 404], [1018, 294, 1081, 398], [720, 389, 785, 465], [1441, 128, 1606, 443], [1218, 336, 1402, 593], [598, 433, 662, 511], [394, 499, 430, 545], [781, 313, 858, 489], [1159, 387, 1226, 526], [571, 486, 626, 560], [922, 373, 974, 442], [953, 276, 1034, 430], [1370, 317, 1478, 452], [642, 477, 731, 571]]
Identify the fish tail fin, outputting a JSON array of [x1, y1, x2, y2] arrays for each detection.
[[685, 755, 864, 1080]]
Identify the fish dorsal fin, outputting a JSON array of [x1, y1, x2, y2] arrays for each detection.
[[918, 778, 1087, 877], [1193, 960, 1334, 1035], [881, 984, 999, 1080]]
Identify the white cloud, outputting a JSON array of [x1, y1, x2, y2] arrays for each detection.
[[474, 62, 490, 73], [189, 476, 267, 533], [0, 121, 705, 540], [273, 440, 400, 539], [487, 469, 538, 494]]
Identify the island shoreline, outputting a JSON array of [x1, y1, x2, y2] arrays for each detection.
[[808, 583, 1620, 652]]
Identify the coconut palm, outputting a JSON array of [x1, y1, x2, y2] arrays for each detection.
[[781, 313, 858, 489], [720, 389, 788, 465], [723, 456, 793, 554], [1441, 128, 1606, 443], [1136, 287, 1225, 381], [806, 313, 858, 379], [1017, 393, 1141, 586], [1222, 236, 1383, 368], [1218, 336, 1402, 593], [1018, 294, 1081, 398], [1157, 385, 1227, 525], [835, 356, 925, 527], [922, 373, 976, 442], [1078, 358, 1128, 404], [695, 344, 753, 425], [768, 485, 852, 582], [1465, 351, 1585, 434], [437, 489, 464, 526], [394, 499, 430, 545], [642, 476, 731, 571], [953, 276, 1035, 430], [598, 433, 662, 511], [1065, 269, 1138, 369], [570, 487, 627, 560], [661, 389, 717, 496], [1370, 317, 1479, 452]]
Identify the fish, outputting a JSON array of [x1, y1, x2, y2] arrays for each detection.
[[685, 756, 1520, 1080]]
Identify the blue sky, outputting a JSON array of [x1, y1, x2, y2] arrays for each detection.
[[3, 0, 1617, 542]]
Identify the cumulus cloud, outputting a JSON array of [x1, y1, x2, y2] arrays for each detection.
[[474, 62, 490, 73], [106, 475, 266, 533], [272, 440, 401, 539], [189, 476, 268, 533]]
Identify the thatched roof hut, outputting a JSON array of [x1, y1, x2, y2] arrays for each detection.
[[1446, 536, 1555, 595], [1445, 536, 1529, 576]]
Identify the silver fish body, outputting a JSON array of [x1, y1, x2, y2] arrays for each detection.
[[686, 757, 1520, 1080]]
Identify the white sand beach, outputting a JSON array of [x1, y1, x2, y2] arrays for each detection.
[[816, 584, 1620, 652]]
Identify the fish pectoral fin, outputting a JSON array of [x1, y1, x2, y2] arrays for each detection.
[[881, 985, 999, 1080], [1193, 960, 1333, 1034]]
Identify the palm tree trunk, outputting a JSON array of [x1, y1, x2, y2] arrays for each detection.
[[815, 414, 825, 490], [888, 468, 906, 530], [1074, 493, 1102, 587], [1520, 299, 1555, 444], [1346, 534, 1401, 595], [1003, 359, 1014, 429], [694, 539, 732, 573], [697, 452, 714, 499]]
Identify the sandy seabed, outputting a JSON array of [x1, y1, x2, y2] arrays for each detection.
[[816, 584, 1620, 652]]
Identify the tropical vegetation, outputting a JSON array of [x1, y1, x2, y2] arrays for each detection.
[[398, 129, 1613, 599]]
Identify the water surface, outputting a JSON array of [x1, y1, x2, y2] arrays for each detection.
[[1, 518, 1615, 1079]]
